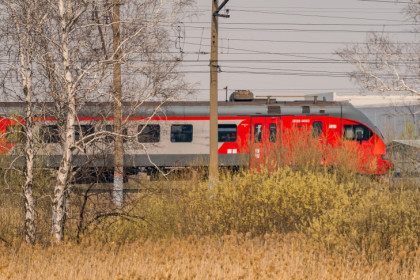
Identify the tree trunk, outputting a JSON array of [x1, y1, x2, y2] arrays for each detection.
[[112, 0, 124, 206], [51, 89, 75, 242], [11, 0, 37, 244], [51, 0, 76, 242], [23, 83, 36, 244], [23, 85, 36, 244], [23, 163, 36, 244]]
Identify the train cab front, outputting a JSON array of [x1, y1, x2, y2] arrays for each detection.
[[376, 154, 392, 175], [373, 136, 392, 175]]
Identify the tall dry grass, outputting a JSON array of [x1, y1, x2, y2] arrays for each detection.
[[1, 233, 419, 280], [0, 168, 54, 246]]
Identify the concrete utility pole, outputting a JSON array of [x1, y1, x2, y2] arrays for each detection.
[[209, 0, 230, 185], [112, 0, 124, 206]]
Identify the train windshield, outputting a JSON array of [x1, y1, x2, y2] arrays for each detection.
[[343, 124, 373, 141]]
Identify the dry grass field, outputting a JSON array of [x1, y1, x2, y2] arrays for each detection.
[[1, 233, 419, 280], [1, 165, 419, 280]]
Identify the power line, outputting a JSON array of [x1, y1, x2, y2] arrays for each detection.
[[216, 70, 419, 79], [196, 6, 402, 12], [182, 41, 419, 61], [222, 65, 350, 75], [358, 0, 415, 3], [177, 35, 420, 45], [231, 9, 408, 23], [183, 25, 415, 33], [190, 88, 358, 91], [185, 22, 416, 27]]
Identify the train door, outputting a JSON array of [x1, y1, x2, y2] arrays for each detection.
[[250, 116, 281, 170]]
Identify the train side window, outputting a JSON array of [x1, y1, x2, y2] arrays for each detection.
[[343, 125, 373, 141], [6, 125, 24, 144], [171, 124, 193, 143], [312, 121, 323, 138], [254, 123, 262, 143], [138, 124, 160, 143], [105, 125, 114, 142], [75, 125, 94, 141], [218, 124, 237, 142], [40, 125, 60, 143], [269, 123, 277, 143], [105, 125, 128, 142]]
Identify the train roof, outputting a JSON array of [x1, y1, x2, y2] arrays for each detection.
[[0, 97, 383, 140]]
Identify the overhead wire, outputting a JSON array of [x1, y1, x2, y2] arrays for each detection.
[[229, 9, 408, 23], [358, 0, 416, 4], [184, 22, 416, 27], [169, 34, 420, 45], [177, 3, 419, 95], [0, 3, 417, 96], [183, 24, 415, 34]]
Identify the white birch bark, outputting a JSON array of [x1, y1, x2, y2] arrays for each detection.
[[112, 0, 124, 207], [22, 62, 36, 245], [51, 0, 77, 242], [7, 0, 41, 244]]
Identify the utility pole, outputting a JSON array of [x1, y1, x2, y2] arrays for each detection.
[[112, 0, 123, 206], [209, 0, 230, 185]]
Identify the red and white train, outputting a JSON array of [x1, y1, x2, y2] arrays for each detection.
[[0, 91, 391, 179]]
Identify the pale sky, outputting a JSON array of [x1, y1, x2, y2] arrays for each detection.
[[178, 0, 416, 101]]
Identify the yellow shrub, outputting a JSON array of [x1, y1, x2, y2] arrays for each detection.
[[131, 167, 350, 238], [310, 183, 420, 258]]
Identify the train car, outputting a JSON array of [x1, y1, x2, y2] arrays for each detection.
[[0, 91, 391, 178]]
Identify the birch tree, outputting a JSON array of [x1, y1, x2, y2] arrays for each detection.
[[0, 0, 48, 244], [1, 0, 194, 243], [336, 2, 419, 96], [36, 0, 110, 242], [39, 0, 194, 242]]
